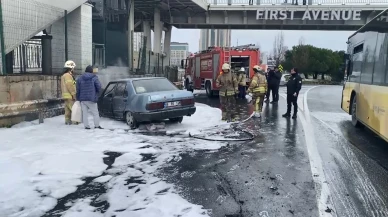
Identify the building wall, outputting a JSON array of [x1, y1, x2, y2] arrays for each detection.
[[170, 43, 189, 67], [199, 29, 231, 51], [51, 4, 93, 74]]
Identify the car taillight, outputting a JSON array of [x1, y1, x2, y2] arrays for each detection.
[[181, 98, 194, 105], [146, 102, 164, 110]]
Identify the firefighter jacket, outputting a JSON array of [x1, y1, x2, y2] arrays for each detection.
[[248, 73, 267, 94], [61, 72, 76, 99], [216, 72, 238, 96], [238, 73, 246, 86]]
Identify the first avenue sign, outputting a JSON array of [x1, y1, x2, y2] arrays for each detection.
[[256, 9, 362, 21]]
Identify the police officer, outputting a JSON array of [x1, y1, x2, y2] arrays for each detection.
[[282, 67, 302, 119], [266, 66, 282, 104], [247, 65, 268, 118], [216, 63, 239, 121], [237, 67, 247, 99]]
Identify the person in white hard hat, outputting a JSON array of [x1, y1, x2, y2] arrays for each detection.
[[237, 67, 247, 99], [61, 60, 77, 125], [216, 63, 239, 121]]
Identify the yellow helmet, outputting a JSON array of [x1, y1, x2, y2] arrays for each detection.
[[222, 63, 230, 70], [64, 60, 76, 69]]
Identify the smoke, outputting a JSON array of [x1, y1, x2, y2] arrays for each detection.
[[97, 66, 130, 88]]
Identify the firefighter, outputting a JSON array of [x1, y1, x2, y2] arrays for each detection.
[[216, 63, 239, 121], [247, 65, 268, 118], [237, 67, 247, 99], [61, 60, 77, 125]]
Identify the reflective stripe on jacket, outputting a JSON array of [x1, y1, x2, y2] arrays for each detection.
[[248, 74, 267, 94], [61, 72, 76, 99], [216, 71, 238, 96]]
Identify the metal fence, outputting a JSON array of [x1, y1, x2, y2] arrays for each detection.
[[208, 0, 388, 5], [12, 39, 42, 73]]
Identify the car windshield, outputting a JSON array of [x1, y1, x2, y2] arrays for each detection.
[[132, 78, 178, 94]]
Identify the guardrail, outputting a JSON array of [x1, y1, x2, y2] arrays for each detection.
[[208, 0, 388, 5]]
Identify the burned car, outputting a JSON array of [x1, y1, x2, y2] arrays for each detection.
[[98, 77, 196, 129]]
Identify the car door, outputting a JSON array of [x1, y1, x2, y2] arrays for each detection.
[[112, 82, 127, 119], [98, 82, 116, 118]]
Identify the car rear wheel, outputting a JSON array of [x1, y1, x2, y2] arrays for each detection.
[[125, 112, 139, 129], [351, 95, 362, 128], [170, 117, 183, 123]]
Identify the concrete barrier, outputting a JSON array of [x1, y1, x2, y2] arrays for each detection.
[[0, 98, 64, 127]]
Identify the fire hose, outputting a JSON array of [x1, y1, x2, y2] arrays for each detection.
[[188, 111, 256, 142]]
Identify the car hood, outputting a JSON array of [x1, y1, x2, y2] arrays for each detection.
[[145, 90, 194, 102]]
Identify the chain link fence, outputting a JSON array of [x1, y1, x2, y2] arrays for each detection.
[[0, 0, 65, 75]]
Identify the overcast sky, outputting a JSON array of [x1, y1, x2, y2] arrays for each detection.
[[169, 28, 353, 53]]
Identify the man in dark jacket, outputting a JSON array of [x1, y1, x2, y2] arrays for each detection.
[[76, 65, 103, 129], [282, 67, 302, 119], [265, 66, 282, 103]]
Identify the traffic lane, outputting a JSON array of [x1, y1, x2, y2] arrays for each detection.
[[307, 86, 388, 216], [161, 95, 319, 217], [308, 85, 388, 171]]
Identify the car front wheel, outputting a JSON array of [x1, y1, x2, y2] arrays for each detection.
[[170, 117, 183, 123], [125, 111, 139, 129]]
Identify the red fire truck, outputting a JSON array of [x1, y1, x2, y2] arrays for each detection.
[[181, 46, 260, 98]]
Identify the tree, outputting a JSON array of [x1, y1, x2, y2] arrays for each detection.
[[272, 32, 287, 65], [281, 43, 346, 81]]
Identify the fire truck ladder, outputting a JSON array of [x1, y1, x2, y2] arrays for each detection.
[[223, 47, 230, 64]]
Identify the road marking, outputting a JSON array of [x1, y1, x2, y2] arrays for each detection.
[[281, 86, 334, 217]]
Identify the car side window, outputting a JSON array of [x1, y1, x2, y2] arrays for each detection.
[[104, 83, 116, 97], [114, 83, 127, 97]]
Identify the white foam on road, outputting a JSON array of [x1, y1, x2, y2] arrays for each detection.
[[0, 103, 227, 217]]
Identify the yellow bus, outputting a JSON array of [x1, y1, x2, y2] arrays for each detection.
[[341, 9, 388, 143]]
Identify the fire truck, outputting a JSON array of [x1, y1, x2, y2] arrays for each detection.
[[181, 46, 261, 98]]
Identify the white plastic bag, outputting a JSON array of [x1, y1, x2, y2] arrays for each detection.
[[245, 94, 252, 103], [71, 101, 82, 123]]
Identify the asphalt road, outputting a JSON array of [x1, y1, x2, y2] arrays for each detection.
[[307, 85, 388, 217], [160, 87, 319, 217], [160, 86, 388, 217]]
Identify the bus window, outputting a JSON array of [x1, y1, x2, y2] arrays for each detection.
[[349, 44, 363, 82], [372, 33, 388, 85], [360, 33, 377, 84]]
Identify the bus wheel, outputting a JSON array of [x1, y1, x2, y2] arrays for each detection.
[[205, 81, 213, 98], [351, 95, 362, 128]]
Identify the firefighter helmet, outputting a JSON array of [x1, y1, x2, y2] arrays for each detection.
[[222, 63, 230, 70], [64, 60, 76, 69], [239, 67, 245, 72], [253, 65, 262, 71]]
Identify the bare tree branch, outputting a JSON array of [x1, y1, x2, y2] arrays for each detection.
[[272, 31, 286, 65]]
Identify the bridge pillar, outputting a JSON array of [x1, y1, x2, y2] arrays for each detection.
[[153, 8, 162, 54], [163, 25, 172, 66], [127, 0, 134, 71], [143, 21, 151, 50]]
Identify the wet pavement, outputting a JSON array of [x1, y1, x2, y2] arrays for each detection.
[[308, 85, 388, 217], [159, 90, 319, 217], [37, 85, 388, 217]]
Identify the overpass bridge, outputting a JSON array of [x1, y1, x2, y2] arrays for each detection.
[[129, 0, 387, 59]]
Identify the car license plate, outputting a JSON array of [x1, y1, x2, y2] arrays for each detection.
[[165, 101, 181, 108]]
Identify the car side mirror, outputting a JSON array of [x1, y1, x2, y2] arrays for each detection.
[[106, 93, 113, 98], [123, 90, 128, 97]]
